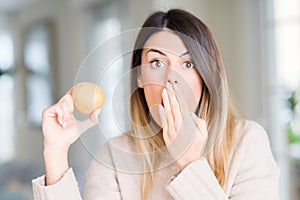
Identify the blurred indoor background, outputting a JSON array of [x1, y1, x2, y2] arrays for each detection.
[[0, 0, 299, 199]]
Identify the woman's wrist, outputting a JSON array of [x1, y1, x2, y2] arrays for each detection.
[[177, 156, 201, 171], [43, 140, 70, 154], [43, 143, 70, 185]]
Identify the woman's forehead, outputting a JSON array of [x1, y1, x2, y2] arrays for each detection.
[[143, 30, 188, 56]]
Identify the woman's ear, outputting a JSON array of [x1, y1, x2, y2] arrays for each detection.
[[137, 75, 144, 88]]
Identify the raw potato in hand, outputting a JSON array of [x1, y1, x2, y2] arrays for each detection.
[[72, 82, 105, 115]]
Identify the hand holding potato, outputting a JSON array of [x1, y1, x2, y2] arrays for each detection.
[[42, 82, 105, 185], [42, 82, 105, 150]]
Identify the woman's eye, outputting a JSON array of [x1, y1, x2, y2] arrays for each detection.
[[150, 60, 165, 69], [183, 61, 194, 69]]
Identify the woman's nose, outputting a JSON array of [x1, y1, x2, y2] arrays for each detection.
[[165, 68, 179, 85], [167, 79, 178, 84]]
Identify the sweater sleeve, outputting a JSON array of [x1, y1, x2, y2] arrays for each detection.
[[166, 121, 280, 200], [32, 143, 122, 200], [166, 158, 227, 199], [32, 168, 82, 200]]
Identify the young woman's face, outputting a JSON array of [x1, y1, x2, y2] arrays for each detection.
[[139, 30, 203, 123]]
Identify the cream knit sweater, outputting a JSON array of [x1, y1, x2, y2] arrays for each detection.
[[32, 120, 280, 199]]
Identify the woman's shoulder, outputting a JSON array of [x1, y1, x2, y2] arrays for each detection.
[[239, 120, 266, 132], [225, 123, 280, 198], [236, 120, 269, 143], [234, 119, 274, 157]]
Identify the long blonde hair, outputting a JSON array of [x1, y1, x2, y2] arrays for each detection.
[[129, 9, 242, 199]]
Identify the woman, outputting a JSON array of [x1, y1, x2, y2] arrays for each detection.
[[32, 9, 280, 199]]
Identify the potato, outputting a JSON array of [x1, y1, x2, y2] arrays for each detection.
[[71, 82, 105, 115]]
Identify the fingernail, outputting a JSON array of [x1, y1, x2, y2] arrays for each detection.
[[62, 121, 67, 129], [95, 108, 101, 116], [158, 105, 166, 126], [162, 88, 167, 97], [173, 83, 179, 90], [159, 104, 164, 114], [166, 81, 171, 89], [166, 82, 173, 92], [58, 117, 63, 125]]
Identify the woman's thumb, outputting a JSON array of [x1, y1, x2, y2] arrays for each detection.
[[75, 108, 102, 136]]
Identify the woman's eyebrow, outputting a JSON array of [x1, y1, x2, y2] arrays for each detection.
[[146, 49, 167, 56], [146, 49, 189, 58], [179, 51, 189, 57]]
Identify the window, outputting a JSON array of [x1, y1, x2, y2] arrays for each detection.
[[273, 0, 300, 199], [0, 24, 15, 164], [274, 0, 300, 146], [274, 0, 300, 91], [24, 22, 54, 126], [0, 32, 14, 71]]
